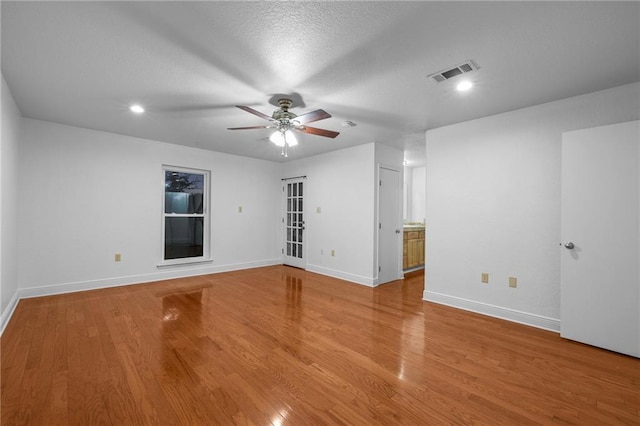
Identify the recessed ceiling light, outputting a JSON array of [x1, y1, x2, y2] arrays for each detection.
[[130, 104, 145, 114], [456, 81, 474, 92]]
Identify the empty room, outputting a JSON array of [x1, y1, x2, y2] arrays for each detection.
[[1, 2, 639, 424]]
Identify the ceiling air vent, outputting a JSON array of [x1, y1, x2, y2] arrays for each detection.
[[428, 60, 479, 84]]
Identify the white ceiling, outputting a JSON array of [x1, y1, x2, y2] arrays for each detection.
[[2, 2, 639, 166]]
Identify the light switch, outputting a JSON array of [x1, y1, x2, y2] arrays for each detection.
[[481, 273, 489, 283], [115, 253, 122, 262], [509, 277, 517, 288]]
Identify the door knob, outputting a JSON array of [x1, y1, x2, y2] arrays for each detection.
[[564, 242, 575, 249], [395, 229, 401, 234]]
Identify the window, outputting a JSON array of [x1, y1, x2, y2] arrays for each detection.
[[162, 166, 209, 264]]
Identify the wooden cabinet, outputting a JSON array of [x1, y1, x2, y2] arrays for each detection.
[[403, 228, 425, 270]]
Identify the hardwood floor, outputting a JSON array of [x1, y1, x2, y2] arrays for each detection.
[[2, 266, 638, 425]]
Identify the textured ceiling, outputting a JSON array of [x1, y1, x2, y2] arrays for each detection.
[[2, 1, 639, 165]]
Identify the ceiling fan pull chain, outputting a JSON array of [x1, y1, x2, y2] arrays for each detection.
[[282, 132, 289, 157]]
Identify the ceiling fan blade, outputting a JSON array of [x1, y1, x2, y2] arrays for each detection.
[[298, 126, 340, 139], [236, 105, 272, 121], [227, 125, 273, 130], [294, 109, 331, 125]]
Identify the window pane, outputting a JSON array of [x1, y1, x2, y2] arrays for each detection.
[[165, 171, 204, 214], [164, 217, 204, 260], [298, 182, 303, 196]]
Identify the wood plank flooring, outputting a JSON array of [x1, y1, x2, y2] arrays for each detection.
[[2, 266, 638, 425]]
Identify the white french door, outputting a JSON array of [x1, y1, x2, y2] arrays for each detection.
[[282, 178, 306, 269]]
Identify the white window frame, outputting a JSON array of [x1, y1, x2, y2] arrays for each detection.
[[158, 165, 212, 267]]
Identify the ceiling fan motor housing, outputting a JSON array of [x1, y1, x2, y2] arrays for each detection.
[[272, 99, 299, 129], [277, 98, 293, 110]]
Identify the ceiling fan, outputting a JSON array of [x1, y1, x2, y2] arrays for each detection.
[[228, 98, 339, 157]]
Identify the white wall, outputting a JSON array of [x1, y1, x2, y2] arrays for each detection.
[[411, 167, 425, 223], [17, 119, 282, 297], [424, 82, 640, 331], [403, 166, 409, 220], [412, 166, 425, 223], [1, 76, 22, 331], [283, 143, 377, 285], [403, 166, 426, 223]]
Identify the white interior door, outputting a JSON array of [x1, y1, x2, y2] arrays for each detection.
[[560, 120, 639, 358], [283, 178, 306, 269], [378, 166, 402, 285]]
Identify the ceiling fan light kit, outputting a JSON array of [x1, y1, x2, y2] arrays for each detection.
[[269, 130, 297, 147], [269, 129, 298, 157], [228, 98, 339, 157]]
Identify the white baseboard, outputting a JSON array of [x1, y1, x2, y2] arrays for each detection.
[[0, 291, 20, 335], [16, 259, 282, 300], [306, 264, 375, 287], [423, 290, 560, 333]]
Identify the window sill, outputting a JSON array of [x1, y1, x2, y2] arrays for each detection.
[[157, 258, 213, 268]]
